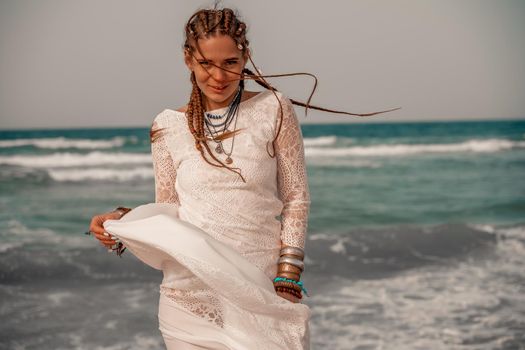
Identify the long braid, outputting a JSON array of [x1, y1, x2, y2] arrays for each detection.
[[175, 8, 249, 181], [151, 6, 400, 183], [223, 9, 233, 35]]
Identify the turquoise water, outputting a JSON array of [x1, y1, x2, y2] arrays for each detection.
[[1, 120, 524, 232], [303, 121, 525, 232], [1, 119, 524, 349]]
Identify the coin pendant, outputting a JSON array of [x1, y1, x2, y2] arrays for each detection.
[[225, 157, 233, 164]]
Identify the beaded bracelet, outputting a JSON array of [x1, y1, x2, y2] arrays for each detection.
[[277, 272, 301, 281], [274, 281, 303, 293], [275, 286, 302, 299], [273, 277, 309, 296], [275, 284, 302, 295]]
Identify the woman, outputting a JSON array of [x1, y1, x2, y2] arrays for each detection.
[[89, 6, 397, 350]]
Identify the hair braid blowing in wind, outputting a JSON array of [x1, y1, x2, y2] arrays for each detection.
[[150, 6, 400, 183]]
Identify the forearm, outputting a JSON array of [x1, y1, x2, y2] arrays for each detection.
[[279, 199, 310, 249], [273, 94, 311, 300]]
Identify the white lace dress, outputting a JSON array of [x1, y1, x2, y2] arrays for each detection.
[[104, 90, 311, 350]]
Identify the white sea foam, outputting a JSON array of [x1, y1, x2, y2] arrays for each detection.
[[305, 138, 525, 158], [330, 239, 347, 254], [0, 220, 89, 252], [47, 291, 74, 306], [468, 224, 497, 233], [0, 137, 126, 149], [494, 225, 525, 240], [303, 136, 338, 146], [48, 167, 154, 182], [0, 152, 151, 168], [309, 256, 525, 350], [307, 158, 382, 168]]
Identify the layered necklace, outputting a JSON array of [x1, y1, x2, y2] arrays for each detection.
[[203, 84, 243, 164]]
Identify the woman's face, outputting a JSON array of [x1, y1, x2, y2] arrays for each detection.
[[185, 34, 247, 111]]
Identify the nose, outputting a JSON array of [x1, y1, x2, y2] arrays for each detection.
[[211, 67, 228, 84]]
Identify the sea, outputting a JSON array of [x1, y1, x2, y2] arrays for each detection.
[[0, 119, 524, 350]]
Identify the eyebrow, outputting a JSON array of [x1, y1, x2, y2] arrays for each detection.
[[196, 57, 239, 62]]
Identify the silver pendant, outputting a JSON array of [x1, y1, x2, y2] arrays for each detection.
[[215, 144, 223, 154]]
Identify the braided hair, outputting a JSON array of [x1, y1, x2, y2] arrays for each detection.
[[151, 6, 400, 183]]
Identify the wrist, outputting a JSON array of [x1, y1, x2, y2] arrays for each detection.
[[275, 286, 302, 299], [276, 271, 300, 281], [114, 206, 132, 218]]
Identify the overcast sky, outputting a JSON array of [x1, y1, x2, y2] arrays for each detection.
[[1, 0, 524, 129]]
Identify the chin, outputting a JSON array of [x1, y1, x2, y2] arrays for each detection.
[[204, 87, 237, 104], [207, 94, 228, 104]]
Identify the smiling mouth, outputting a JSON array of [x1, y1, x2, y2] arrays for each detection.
[[210, 85, 228, 90]]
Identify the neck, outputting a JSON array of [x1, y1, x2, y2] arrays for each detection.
[[203, 86, 242, 112]]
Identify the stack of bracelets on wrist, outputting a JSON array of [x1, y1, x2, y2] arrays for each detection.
[[115, 206, 132, 218], [112, 206, 132, 257], [273, 246, 309, 299]]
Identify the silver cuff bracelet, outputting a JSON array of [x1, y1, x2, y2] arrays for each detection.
[[277, 256, 304, 271], [280, 246, 305, 259]]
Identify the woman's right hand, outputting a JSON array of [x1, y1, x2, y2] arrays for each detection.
[[89, 211, 122, 249]]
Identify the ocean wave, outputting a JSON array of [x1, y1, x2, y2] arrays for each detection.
[[307, 223, 498, 279], [497, 225, 525, 240], [307, 158, 382, 168], [471, 223, 525, 243], [0, 220, 89, 253], [0, 166, 51, 183], [0, 137, 127, 149], [309, 257, 525, 350], [305, 138, 525, 157], [48, 167, 154, 182], [0, 152, 152, 168], [303, 136, 339, 146]]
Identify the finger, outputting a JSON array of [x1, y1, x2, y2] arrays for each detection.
[[89, 212, 120, 234], [89, 216, 106, 235], [99, 240, 111, 248], [99, 238, 117, 246], [98, 238, 119, 248], [93, 232, 118, 245], [99, 237, 118, 246]]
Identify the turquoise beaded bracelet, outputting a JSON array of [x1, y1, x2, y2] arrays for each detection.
[[273, 277, 309, 296]]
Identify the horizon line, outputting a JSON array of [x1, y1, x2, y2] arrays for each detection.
[[1, 116, 524, 132]]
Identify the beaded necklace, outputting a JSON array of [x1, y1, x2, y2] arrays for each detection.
[[203, 85, 243, 164]]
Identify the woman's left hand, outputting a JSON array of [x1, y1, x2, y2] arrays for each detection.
[[276, 291, 301, 303]]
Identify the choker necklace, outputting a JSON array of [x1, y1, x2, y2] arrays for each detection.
[[203, 85, 243, 164], [204, 87, 242, 128]]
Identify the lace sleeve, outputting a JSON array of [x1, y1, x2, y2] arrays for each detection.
[[275, 96, 311, 250], [151, 118, 180, 205]]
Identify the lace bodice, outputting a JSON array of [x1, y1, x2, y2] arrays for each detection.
[[151, 90, 310, 251], [144, 91, 312, 347]]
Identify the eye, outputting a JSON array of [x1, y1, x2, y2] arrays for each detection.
[[226, 60, 238, 66], [198, 60, 210, 66]]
